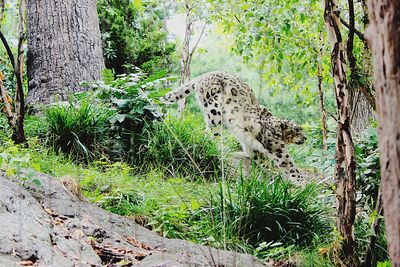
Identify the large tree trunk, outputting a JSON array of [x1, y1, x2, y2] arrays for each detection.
[[366, 1, 400, 266], [346, 0, 375, 134], [324, 1, 358, 266], [26, 0, 105, 105]]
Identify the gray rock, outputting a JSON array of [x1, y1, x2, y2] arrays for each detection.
[[0, 171, 268, 266]]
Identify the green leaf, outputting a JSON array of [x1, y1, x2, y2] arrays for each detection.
[[133, 0, 143, 12], [32, 179, 42, 187], [191, 199, 200, 211]]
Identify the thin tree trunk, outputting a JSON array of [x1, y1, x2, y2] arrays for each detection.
[[324, 1, 358, 266], [0, 1, 27, 145], [177, 0, 193, 116], [26, 0, 105, 105], [366, 1, 400, 266], [318, 32, 328, 152], [177, 0, 206, 116], [14, 0, 27, 145]]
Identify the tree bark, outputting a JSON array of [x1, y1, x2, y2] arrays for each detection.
[[26, 0, 105, 105], [366, 1, 400, 266], [346, 0, 375, 134], [324, 1, 358, 266], [318, 32, 328, 152]]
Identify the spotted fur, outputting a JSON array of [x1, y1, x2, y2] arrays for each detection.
[[161, 71, 306, 181]]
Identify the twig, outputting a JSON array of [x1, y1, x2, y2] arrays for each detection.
[[0, 31, 16, 71], [189, 23, 206, 58]]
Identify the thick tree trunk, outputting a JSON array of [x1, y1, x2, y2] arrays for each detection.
[[366, 1, 400, 266], [324, 1, 358, 266], [26, 0, 105, 105], [346, 0, 375, 134]]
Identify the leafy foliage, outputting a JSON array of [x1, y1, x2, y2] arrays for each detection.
[[97, 0, 176, 74], [355, 126, 380, 204], [87, 70, 172, 163]]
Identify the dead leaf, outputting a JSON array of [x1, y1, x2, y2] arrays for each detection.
[[17, 260, 35, 266], [72, 229, 85, 239], [44, 207, 55, 215]]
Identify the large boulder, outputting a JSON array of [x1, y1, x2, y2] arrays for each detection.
[[0, 171, 268, 266]]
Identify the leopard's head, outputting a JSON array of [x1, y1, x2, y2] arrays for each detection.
[[281, 120, 306, 145]]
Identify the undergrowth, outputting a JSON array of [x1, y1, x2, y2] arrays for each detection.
[[0, 103, 388, 266]]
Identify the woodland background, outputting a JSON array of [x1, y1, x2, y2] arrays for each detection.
[[0, 0, 399, 266]]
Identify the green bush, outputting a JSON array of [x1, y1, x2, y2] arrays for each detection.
[[355, 126, 380, 205], [87, 70, 171, 162]]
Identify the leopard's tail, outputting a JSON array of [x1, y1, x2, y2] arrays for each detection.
[[159, 77, 199, 104]]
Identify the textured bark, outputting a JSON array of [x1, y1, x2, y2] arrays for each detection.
[[324, 1, 358, 266], [26, 0, 105, 105], [366, 1, 400, 266], [346, 0, 375, 134], [318, 32, 328, 152]]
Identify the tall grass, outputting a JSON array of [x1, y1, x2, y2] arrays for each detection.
[[138, 113, 224, 177], [208, 174, 333, 252], [46, 98, 112, 161]]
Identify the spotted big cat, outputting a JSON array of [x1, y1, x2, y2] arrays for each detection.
[[161, 71, 306, 181]]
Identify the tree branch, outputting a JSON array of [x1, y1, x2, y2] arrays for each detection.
[[0, 31, 17, 71], [340, 17, 367, 46], [189, 23, 206, 58]]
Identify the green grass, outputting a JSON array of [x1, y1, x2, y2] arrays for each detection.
[[45, 98, 112, 161], [138, 112, 231, 178]]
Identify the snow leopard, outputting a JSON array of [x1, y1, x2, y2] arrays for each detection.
[[160, 71, 306, 181]]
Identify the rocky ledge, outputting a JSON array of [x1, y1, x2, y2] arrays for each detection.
[[0, 171, 268, 267]]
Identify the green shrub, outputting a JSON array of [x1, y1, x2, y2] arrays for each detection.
[[87, 70, 171, 162], [45, 98, 112, 161]]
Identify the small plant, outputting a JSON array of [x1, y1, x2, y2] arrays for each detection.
[[86, 69, 173, 162]]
